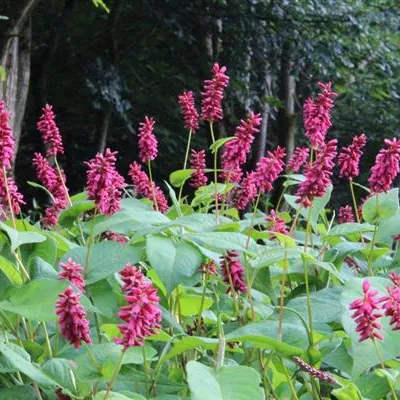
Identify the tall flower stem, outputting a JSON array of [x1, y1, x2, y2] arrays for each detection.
[[55, 157, 85, 244], [42, 321, 53, 358], [278, 246, 289, 341], [142, 345, 150, 396], [84, 209, 97, 275], [209, 122, 220, 224], [147, 161, 159, 212], [104, 349, 126, 399], [279, 357, 299, 400], [373, 339, 398, 400], [349, 179, 360, 223], [367, 196, 379, 277], [178, 129, 193, 203]]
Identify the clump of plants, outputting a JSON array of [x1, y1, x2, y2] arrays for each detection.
[[0, 63, 399, 400]]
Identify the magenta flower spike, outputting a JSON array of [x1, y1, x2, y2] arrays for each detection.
[[56, 286, 91, 348], [200, 63, 229, 122], [0, 174, 25, 216], [349, 279, 384, 342], [338, 205, 355, 223], [59, 258, 85, 293], [138, 116, 158, 163], [37, 104, 64, 158], [85, 148, 126, 216], [293, 357, 336, 384], [380, 286, 400, 331], [115, 264, 162, 349], [287, 147, 310, 173], [221, 250, 247, 293], [266, 209, 288, 238], [338, 134, 367, 180], [303, 82, 337, 148], [178, 91, 199, 132], [0, 100, 14, 170], [189, 149, 208, 189], [368, 138, 400, 193]]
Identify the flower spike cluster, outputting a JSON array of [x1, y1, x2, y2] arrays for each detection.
[[287, 147, 310, 172], [221, 250, 247, 293], [37, 104, 64, 157], [0, 100, 14, 170], [115, 264, 162, 348], [349, 280, 383, 342], [189, 149, 208, 188], [85, 148, 126, 216], [233, 172, 257, 211], [56, 287, 91, 348], [338, 205, 354, 223], [303, 82, 337, 148], [380, 286, 400, 331], [338, 134, 366, 180], [59, 258, 85, 293], [293, 357, 336, 384], [221, 112, 262, 183], [33, 152, 68, 226], [296, 139, 337, 207], [138, 116, 158, 163], [178, 91, 199, 132], [368, 138, 400, 193], [0, 101, 24, 217], [128, 161, 169, 212], [201, 63, 229, 122], [266, 209, 288, 239]]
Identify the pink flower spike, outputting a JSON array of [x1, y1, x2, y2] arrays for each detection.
[[0, 100, 14, 170], [253, 146, 286, 193], [221, 250, 247, 293], [349, 279, 384, 342], [293, 357, 336, 384], [103, 231, 128, 244], [287, 147, 310, 173], [221, 112, 262, 183], [189, 149, 208, 189], [266, 209, 288, 239], [178, 91, 199, 132], [338, 134, 367, 180], [138, 116, 158, 163], [338, 205, 355, 223], [201, 63, 229, 122], [115, 264, 162, 349], [389, 271, 400, 288], [233, 171, 257, 210], [128, 161, 169, 213], [56, 286, 91, 348], [0, 174, 25, 216], [295, 139, 337, 207], [380, 286, 400, 331], [59, 258, 85, 293], [85, 148, 126, 216], [303, 82, 337, 148], [368, 138, 400, 193], [37, 104, 64, 157]]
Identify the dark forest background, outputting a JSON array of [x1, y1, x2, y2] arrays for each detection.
[[1, 0, 400, 210]]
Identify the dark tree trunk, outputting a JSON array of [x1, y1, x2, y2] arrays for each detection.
[[271, 41, 296, 207], [94, 0, 123, 154], [0, 0, 40, 167]]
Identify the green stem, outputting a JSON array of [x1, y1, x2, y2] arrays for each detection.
[[84, 209, 97, 275], [104, 349, 125, 399], [368, 220, 379, 276], [147, 161, 159, 212], [349, 179, 361, 223], [178, 129, 193, 203], [42, 321, 53, 358], [209, 122, 220, 224], [373, 339, 398, 400], [142, 345, 150, 397], [279, 357, 299, 400], [275, 186, 287, 212], [195, 270, 209, 336]]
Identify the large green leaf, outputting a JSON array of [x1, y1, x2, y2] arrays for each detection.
[[62, 241, 143, 284], [326, 223, 375, 238], [362, 189, 399, 224], [225, 321, 308, 357], [59, 200, 95, 228], [0, 221, 46, 252], [41, 358, 78, 396], [186, 361, 265, 400], [0, 255, 23, 285], [0, 386, 36, 399], [146, 235, 202, 294]]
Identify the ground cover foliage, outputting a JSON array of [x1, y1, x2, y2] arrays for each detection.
[[0, 64, 399, 400]]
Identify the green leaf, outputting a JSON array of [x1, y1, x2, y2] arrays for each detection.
[[146, 235, 202, 294], [362, 189, 399, 223], [186, 361, 265, 400], [284, 185, 332, 229], [59, 200, 95, 228], [0, 279, 68, 321], [0, 386, 36, 400], [376, 211, 400, 242], [326, 223, 375, 238], [0, 221, 46, 252], [62, 242, 142, 285], [225, 321, 307, 357], [332, 383, 362, 400], [0, 66, 6, 81], [30, 256, 58, 280], [94, 391, 146, 400], [169, 169, 195, 188], [0, 341, 57, 387], [178, 292, 213, 316], [209, 136, 235, 153], [41, 358, 78, 396], [0, 255, 23, 285]]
